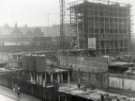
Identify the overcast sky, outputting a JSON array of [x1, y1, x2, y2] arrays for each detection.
[[0, 0, 60, 27], [0, 0, 134, 27]]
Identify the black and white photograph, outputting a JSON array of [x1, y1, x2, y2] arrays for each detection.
[[0, 0, 134, 101]]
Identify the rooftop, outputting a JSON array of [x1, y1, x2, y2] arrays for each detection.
[[69, 0, 130, 8]]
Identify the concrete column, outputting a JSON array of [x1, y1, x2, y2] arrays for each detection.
[[30, 72, 33, 83], [31, 72, 35, 83], [57, 73, 60, 83], [39, 74, 42, 85], [38, 74, 40, 85], [41, 74, 43, 85], [38, 74, 40, 84], [16, 55, 19, 62], [61, 73, 63, 83], [36, 73, 39, 84], [58, 96, 61, 101], [51, 73, 53, 83], [43, 79, 45, 87], [45, 72, 47, 83], [68, 72, 70, 84], [65, 96, 67, 101], [33, 72, 36, 84], [43, 73, 46, 87], [41, 73, 43, 85]]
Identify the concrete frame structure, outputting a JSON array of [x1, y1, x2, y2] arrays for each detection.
[[28, 68, 71, 87], [69, 0, 131, 55], [19, 54, 72, 87]]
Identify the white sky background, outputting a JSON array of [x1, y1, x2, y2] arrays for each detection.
[[0, 0, 60, 27], [0, 0, 135, 29]]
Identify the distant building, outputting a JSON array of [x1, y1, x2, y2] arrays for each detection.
[[0, 24, 12, 35], [0, 23, 76, 51], [70, 0, 131, 55], [31, 36, 74, 50], [11, 23, 23, 37]]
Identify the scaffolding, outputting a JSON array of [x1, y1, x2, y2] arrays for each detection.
[[69, 0, 131, 55]]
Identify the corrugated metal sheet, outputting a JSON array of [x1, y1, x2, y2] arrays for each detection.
[[109, 73, 135, 91], [109, 77, 123, 89]]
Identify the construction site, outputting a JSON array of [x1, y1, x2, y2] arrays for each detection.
[[0, 0, 134, 101]]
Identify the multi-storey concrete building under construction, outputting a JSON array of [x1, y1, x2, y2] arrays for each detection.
[[70, 0, 131, 55]]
